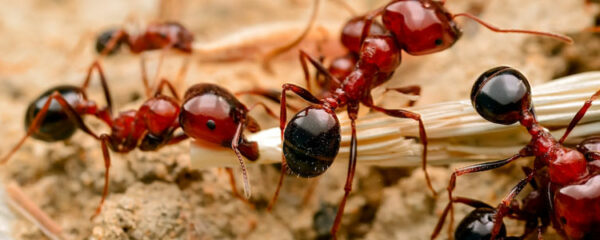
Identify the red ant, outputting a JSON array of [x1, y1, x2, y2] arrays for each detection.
[[432, 66, 600, 240], [1, 63, 278, 218], [95, 22, 194, 96], [267, 0, 572, 237]]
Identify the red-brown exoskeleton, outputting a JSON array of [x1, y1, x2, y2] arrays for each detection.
[[1, 68, 276, 218], [432, 66, 600, 240], [267, 1, 572, 237], [95, 22, 194, 96]]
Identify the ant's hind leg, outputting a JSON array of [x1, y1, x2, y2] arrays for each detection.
[[299, 50, 341, 93], [267, 83, 321, 212], [330, 108, 359, 236], [363, 101, 436, 197], [431, 196, 493, 239], [489, 171, 536, 240], [441, 150, 529, 239], [91, 134, 113, 220], [384, 85, 421, 106], [1, 92, 102, 164]]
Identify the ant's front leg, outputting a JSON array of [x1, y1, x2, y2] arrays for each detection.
[[560, 89, 600, 143]]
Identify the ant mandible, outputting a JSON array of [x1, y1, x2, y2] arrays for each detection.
[[95, 22, 194, 96], [432, 66, 600, 240], [1, 65, 277, 218], [267, 0, 572, 237]]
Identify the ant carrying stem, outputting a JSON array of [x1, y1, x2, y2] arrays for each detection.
[[432, 66, 600, 240], [266, 0, 572, 237], [1, 62, 279, 218]]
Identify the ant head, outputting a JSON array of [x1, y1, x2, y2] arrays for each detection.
[[341, 16, 386, 53], [382, 0, 461, 55], [95, 29, 124, 55], [139, 96, 180, 136], [471, 66, 532, 125], [283, 105, 340, 178], [358, 35, 401, 73], [179, 83, 246, 147], [455, 207, 507, 239], [25, 86, 82, 142]]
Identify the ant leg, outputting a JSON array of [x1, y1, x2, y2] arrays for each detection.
[[248, 102, 278, 120], [173, 55, 191, 92], [140, 54, 152, 98], [154, 78, 181, 101], [261, 0, 320, 73], [151, 46, 172, 92], [301, 177, 320, 206], [490, 171, 536, 240], [1, 92, 102, 164], [231, 122, 252, 199], [452, 13, 573, 44], [359, 7, 385, 45], [384, 85, 421, 106], [224, 167, 255, 208], [267, 83, 321, 212], [236, 88, 282, 105], [299, 50, 342, 92], [431, 196, 492, 239], [363, 100, 435, 197], [99, 29, 128, 56], [331, 105, 359, 236], [91, 134, 112, 219], [81, 61, 114, 113], [443, 150, 529, 239], [559, 89, 600, 143]]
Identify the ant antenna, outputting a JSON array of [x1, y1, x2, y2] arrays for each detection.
[[453, 13, 574, 44], [262, 0, 320, 73]]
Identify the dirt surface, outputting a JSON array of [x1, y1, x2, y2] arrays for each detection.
[[0, 0, 596, 239]]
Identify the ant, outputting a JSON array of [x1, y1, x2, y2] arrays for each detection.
[[0, 63, 278, 218], [95, 22, 194, 96], [267, 0, 572, 237], [432, 66, 600, 240]]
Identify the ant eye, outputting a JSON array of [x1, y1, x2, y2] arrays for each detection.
[[434, 38, 443, 46], [206, 119, 216, 130], [471, 66, 532, 125]]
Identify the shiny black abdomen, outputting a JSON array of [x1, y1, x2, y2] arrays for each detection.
[[283, 107, 340, 178], [25, 85, 82, 142]]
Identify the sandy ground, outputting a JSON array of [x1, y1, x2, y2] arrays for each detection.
[[0, 0, 597, 239]]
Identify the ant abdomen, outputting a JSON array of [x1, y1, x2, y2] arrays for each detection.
[[470, 66, 532, 125], [95, 29, 124, 55], [283, 106, 340, 178], [25, 86, 83, 142], [455, 207, 507, 240]]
